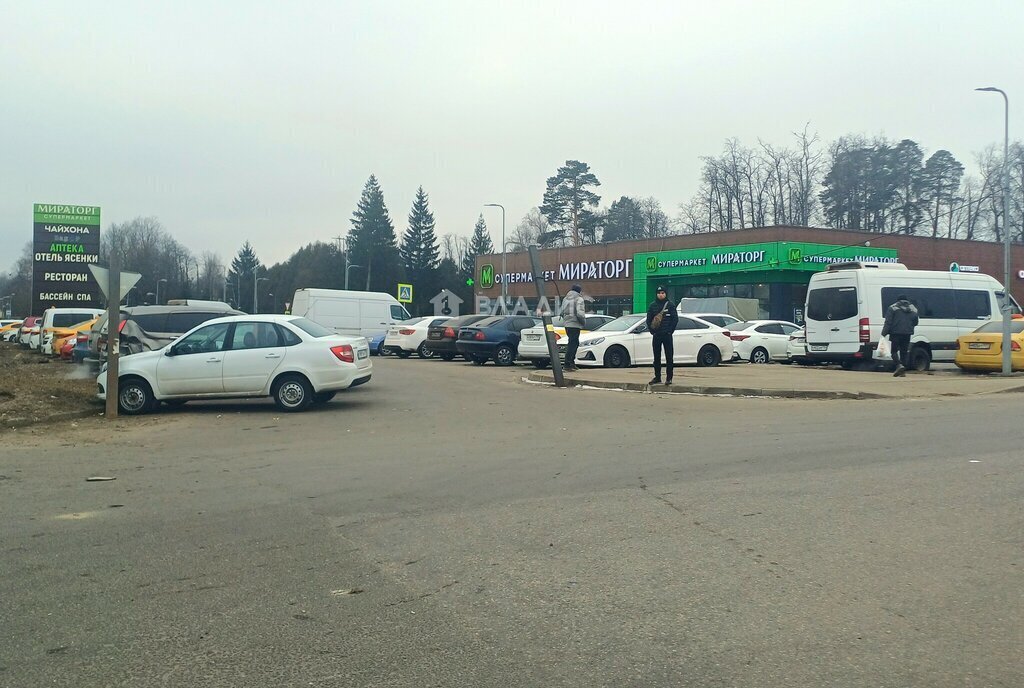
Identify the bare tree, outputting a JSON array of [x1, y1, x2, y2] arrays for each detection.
[[637, 197, 672, 238], [510, 207, 550, 247]]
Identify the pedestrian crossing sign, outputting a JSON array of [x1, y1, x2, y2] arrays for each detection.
[[398, 283, 413, 303]]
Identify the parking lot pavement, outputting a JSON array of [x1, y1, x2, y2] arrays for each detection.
[[2, 357, 1022, 687], [528, 361, 1024, 399]]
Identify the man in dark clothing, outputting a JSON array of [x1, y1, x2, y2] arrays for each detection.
[[646, 286, 679, 385], [881, 294, 919, 377]]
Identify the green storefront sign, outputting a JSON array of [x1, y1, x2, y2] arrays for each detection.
[[480, 264, 495, 289], [633, 241, 898, 309]]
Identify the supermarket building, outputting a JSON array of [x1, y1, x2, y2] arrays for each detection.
[[475, 225, 1024, 321]]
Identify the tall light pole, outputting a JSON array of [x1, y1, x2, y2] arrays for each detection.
[[156, 278, 168, 305], [345, 264, 362, 290], [976, 87, 1013, 375], [484, 203, 506, 312], [255, 276, 269, 313]]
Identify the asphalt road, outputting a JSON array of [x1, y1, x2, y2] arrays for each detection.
[[1, 357, 1022, 687]]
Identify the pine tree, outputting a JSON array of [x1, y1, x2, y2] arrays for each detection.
[[399, 186, 440, 273], [540, 160, 602, 246], [229, 241, 262, 312], [348, 175, 400, 292], [461, 214, 494, 277]]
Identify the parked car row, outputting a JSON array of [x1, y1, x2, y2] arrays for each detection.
[[376, 310, 769, 369]]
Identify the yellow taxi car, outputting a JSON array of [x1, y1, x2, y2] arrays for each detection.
[[955, 317, 1024, 372], [0, 320, 24, 341], [48, 317, 99, 356]]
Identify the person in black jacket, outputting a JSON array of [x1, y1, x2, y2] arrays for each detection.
[[645, 286, 679, 385], [881, 294, 919, 377]]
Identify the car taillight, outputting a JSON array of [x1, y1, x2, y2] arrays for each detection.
[[1013, 341, 1021, 352], [722, 330, 731, 338], [118, 319, 127, 333], [399, 328, 416, 335], [859, 317, 870, 343], [77, 334, 88, 342], [330, 344, 355, 363], [730, 334, 750, 341], [474, 331, 486, 340], [443, 327, 455, 338]]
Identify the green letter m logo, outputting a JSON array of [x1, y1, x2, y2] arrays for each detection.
[[788, 247, 803, 265], [480, 264, 494, 289], [645, 256, 658, 272]]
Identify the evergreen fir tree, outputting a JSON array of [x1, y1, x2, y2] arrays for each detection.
[[229, 241, 262, 312], [399, 186, 440, 273], [348, 175, 400, 292], [461, 214, 495, 277]]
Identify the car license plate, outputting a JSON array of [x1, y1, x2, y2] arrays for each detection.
[[357, 348, 369, 359], [969, 342, 991, 350], [809, 344, 828, 351], [429, 332, 440, 339], [524, 334, 540, 341]]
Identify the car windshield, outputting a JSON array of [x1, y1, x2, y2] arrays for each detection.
[[731, 321, 757, 331], [290, 318, 332, 338], [598, 315, 644, 332], [975, 320, 1024, 334]]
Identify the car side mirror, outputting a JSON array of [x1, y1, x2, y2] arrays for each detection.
[[165, 346, 177, 357]]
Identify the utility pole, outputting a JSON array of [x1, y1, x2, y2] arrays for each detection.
[[105, 256, 121, 419]]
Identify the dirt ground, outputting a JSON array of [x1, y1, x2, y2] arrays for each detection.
[[0, 343, 102, 429]]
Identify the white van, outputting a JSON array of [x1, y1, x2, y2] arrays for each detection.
[[290, 289, 411, 338], [804, 262, 1017, 370], [38, 307, 105, 353]]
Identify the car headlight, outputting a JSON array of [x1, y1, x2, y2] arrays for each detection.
[[580, 337, 604, 347]]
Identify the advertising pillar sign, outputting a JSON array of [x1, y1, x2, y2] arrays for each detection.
[[32, 203, 101, 315]]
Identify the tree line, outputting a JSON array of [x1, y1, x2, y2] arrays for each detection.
[[3, 128, 1022, 317]]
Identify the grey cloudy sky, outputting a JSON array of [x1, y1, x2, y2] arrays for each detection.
[[3, 0, 1022, 268]]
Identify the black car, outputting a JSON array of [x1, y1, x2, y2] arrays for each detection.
[[455, 315, 542, 366], [424, 314, 489, 360]]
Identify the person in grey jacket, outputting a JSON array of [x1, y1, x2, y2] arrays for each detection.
[[560, 285, 586, 371], [881, 294, 919, 377]]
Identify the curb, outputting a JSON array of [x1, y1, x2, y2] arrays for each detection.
[[526, 371, 885, 400], [1, 407, 104, 432]]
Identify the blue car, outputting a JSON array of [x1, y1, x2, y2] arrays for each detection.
[[368, 331, 387, 356], [455, 315, 542, 366], [72, 336, 91, 363]]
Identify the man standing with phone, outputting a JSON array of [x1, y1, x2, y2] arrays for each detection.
[[646, 286, 678, 386]]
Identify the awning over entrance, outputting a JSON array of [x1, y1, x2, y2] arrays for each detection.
[[633, 240, 899, 313]]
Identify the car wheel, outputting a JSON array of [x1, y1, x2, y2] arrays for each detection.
[[697, 344, 721, 367], [376, 341, 387, 356], [494, 345, 515, 366], [312, 391, 336, 406], [395, 350, 411, 359], [603, 346, 630, 368], [273, 374, 313, 412], [440, 352, 456, 361], [750, 347, 770, 364], [118, 377, 156, 416], [908, 345, 931, 371], [472, 356, 488, 366], [417, 343, 434, 359], [532, 358, 550, 369]]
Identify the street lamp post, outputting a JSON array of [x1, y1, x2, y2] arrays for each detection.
[[156, 278, 168, 305], [976, 87, 1013, 375], [345, 264, 363, 290], [484, 204, 506, 312], [254, 276, 269, 313]]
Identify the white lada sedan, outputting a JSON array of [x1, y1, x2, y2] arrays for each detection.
[[98, 315, 371, 415]]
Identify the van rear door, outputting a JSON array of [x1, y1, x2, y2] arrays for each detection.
[[805, 277, 860, 355]]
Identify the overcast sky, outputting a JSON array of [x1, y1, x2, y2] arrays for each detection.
[[3, 0, 1022, 269]]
